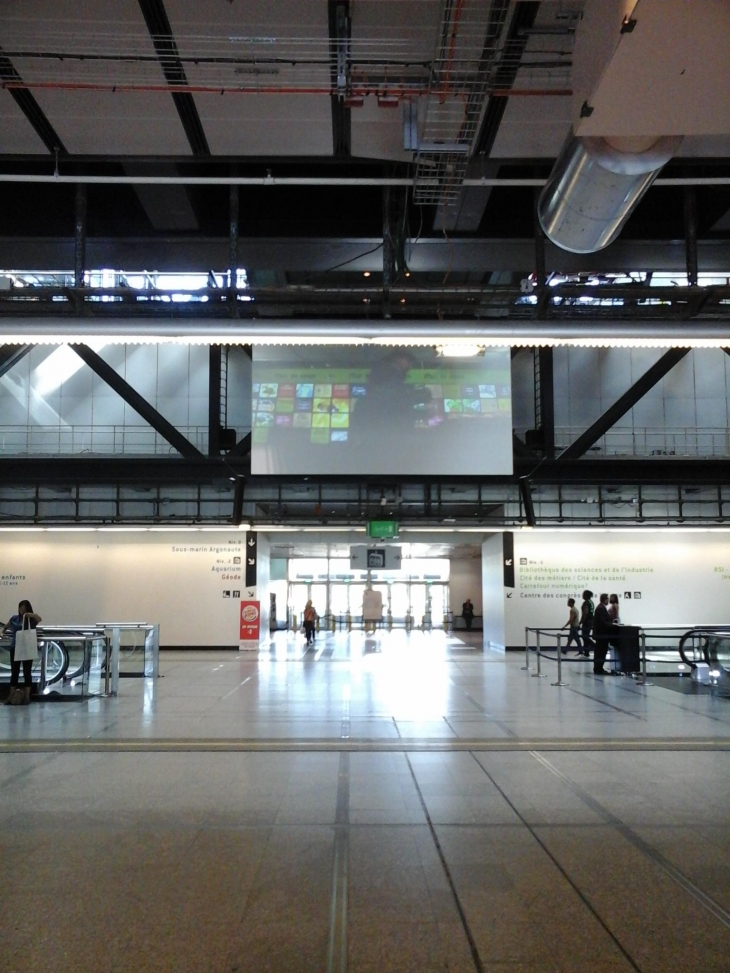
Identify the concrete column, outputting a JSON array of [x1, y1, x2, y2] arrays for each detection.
[[481, 534, 506, 651]]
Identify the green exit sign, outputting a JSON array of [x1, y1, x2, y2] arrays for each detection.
[[368, 520, 399, 539]]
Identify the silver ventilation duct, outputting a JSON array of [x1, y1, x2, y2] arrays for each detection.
[[538, 134, 683, 254]]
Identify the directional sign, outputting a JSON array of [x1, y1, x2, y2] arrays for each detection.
[[368, 520, 399, 539], [245, 530, 257, 587], [350, 545, 402, 570]]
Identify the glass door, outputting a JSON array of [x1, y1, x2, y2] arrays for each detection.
[[390, 583, 409, 623], [429, 585, 446, 628], [410, 585, 427, 626]]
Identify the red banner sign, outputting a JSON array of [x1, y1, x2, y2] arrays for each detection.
[[240, 600, 261, 640]]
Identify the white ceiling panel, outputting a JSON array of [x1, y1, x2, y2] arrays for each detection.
[[193, 93, 332, 155], [351, 97, 411, 162], [490, 95, 572, 158], [31, 89, 192, 155], [351, 0, 442, 56], [0, 89, 47, 154], [165, 0, 329, 36]]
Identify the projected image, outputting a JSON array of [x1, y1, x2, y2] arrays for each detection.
[[251, 347, 513, 475]]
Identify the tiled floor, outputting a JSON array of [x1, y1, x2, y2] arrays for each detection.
[[2, 630, 730, 972]]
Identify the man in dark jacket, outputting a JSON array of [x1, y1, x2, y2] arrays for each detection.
[[592, 593, 614, 675]]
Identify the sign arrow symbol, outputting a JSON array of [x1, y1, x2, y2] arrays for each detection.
[[248, 557, 255, 565], [248, 538, 256, 547], [505, 559, 513, 566], [506, 592, 513, 598]]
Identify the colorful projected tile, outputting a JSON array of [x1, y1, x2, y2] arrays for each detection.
[[444, 399, 463, 413], [331, 413, 349, 429], [258, 399, 275, 413], [442, 385, 461, 398], [481, 399, 498, 413], [311, 427, 330, 444], [312, 413, 331, 428], [499, 386, 510, 397], [331, 430, 348, 442], [351, 385, 367, 397], [275, 414, 292, 426], [498, 398, 511, 411], [259, 383, 278, 398], [332, 384, 350, 398], [275, 399, 294, 413], [313, 397, 332, 414], [463, 399, 481, 414], [314, 384, 333, 398], [293, 412, 312, 428], [296, 383, 314, 398], [331, 399, 350, 414], [295, 399, 313, 412], [252, 383, 260, 395], [278, 384, 295, 397], [255, 412, 274, 426], [479, 384, 497, 398], [462, 386, 478, 397]]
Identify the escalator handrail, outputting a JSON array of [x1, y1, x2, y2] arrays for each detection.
[[677, 628, 730, 668]]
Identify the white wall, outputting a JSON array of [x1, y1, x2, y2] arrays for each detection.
[[503, 531, 730, 647], [481, 534, 506, 649], [449, 556, 482, 617], [0, 530, 274, 647]]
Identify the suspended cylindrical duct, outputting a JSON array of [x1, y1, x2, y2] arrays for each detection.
[[538, 134, 683, 254]]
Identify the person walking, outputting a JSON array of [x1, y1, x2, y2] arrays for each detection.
[[579, 590, 595, 657], [592, 593, 614, 675], [461, 598, 475, 631], [2, 599, 42, 706], [562, 597, 583, 653], [303, 599, 317, 647]]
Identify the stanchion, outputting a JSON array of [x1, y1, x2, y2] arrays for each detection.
[[531, 630, 546, 678], [331, 614, 336, 633], [552, 633, 568, 686], [443, 613, 449, 632], [346, 612, 352, 632], [635, 629, 653, 686], [388, 611, 393, 632], [521, 627, 531, 671]]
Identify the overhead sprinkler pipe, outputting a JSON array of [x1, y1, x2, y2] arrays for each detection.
[[538, 134, 683, 254]]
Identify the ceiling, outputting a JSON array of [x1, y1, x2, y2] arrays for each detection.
[[0, 0, 728, 314]]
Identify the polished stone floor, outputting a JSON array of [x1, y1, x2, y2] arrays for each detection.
[[2, 630, 730, 972]]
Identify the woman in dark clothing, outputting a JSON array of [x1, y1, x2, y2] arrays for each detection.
[[2, 599, 42, 706]]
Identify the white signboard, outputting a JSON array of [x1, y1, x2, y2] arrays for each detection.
[[350, 545, 403, 570]]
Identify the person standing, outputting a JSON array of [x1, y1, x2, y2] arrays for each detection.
[[561, 597, 583, 652], [579, 590, 595, 657], [2, 599, 42, 706], [592, 593, 614, 675], [608, 593, 622, 672], [303, 599, 317, 647], [461, 598, 475, 631]]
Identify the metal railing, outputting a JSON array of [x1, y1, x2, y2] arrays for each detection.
[[552, 426, 730, 458], [523, 624, 730, 689], [0, 424, 211, 456]]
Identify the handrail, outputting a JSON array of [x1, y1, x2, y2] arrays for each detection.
[[524, 623, 730, 688]]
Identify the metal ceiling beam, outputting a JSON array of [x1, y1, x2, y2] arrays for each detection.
[[0, 53, 67, 155], [0, 344, 31, 379], [558, 349, 692, 462], [0, 236, 725, 275], [0, 456, 728, 486], [137, 0, 210, 156], [328, 0, 352, 156], [68, 343, 204, 459]]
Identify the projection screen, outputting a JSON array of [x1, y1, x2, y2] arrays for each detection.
[[251, 346, 513, 475]]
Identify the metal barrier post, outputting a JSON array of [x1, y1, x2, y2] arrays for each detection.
[[532, 630, 546, 678], [635, 629, 653, 686], [111, 628, 120, 696], [552, 633, 568, 687], [521, 627, 531, 670], [39, 639, 47, 695], [103, 636, 112, 696]]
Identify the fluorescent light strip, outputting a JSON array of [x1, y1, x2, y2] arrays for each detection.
[[2, 335, 730, 349]]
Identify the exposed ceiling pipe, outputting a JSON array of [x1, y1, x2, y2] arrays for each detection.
[[538, 134, 683, 253]]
